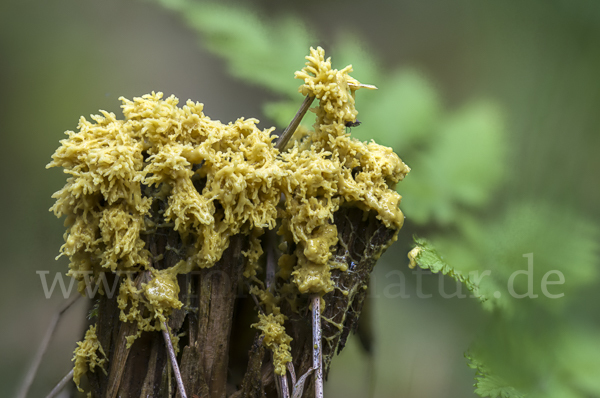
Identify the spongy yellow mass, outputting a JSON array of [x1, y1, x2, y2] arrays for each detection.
[[72, 324, 107, 392], [280, 46, 410, 294], [252, 313, 293, 375], [49, 46, 409, 383]]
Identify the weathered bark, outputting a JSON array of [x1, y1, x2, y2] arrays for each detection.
[[193, 234, 246, 398], [278, 207, 397, 398], [229, 335, 266, 398], [86, 205, 395, 398]]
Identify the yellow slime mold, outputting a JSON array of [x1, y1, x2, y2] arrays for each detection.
[[49, 46, 409, 385]]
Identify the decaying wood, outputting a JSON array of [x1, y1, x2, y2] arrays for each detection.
[[229, 334, 266, 398], [278, 207, 396, 398], [195, 234, 246, 398], [80, 199, 395, 398]]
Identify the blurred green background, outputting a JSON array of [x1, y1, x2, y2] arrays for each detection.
[[1, 0, 599, 397]]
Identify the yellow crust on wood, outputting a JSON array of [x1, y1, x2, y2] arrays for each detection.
[[72, 324, 107, 392], [252, 312, 293, 375], [49, 47, 409, 370]]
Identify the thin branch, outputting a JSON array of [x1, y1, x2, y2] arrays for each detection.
[[292, 367, 314, 398], [275, 95, 315, 150], [245, 281, 266, 315], [168, 357, 172, 397], [312, 294, 324, 398], [44, 369, 74, 398], [161, 322, 187, 398], [279, 373, 290, 398], [287, 362, 297, 386], [249, 291, 266, 315], [16, 294, 81, 398]]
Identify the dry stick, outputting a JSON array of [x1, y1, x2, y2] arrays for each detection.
[[44, 369, 74, 398], [312, 294, 324, 398], [274, 370, 283, 398], [280, 370, 290, 398], [161, 322, 187, 398], [16, 294, 81, 398], [248, 290, 266, 315], [287, 362, 297, 386], [167, 359, 172, 397], [274, 95, 315, 151]]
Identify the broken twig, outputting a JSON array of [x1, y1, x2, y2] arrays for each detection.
[[16, 294, 81, 398], [275, 95, 315, 150], [312, 294, 324, 398], [279, 372, 290, 398], [44, 369, 74, 398], [162, 321, 187, 398]]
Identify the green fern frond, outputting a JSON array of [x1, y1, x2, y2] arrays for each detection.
[[409, 236, 488, 302], [400, 101, 506, 225], [466, 353, 525, 398], [148, 0, 314, 95]]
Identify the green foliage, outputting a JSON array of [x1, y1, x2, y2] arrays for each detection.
[[149, 0, 314, 95], [400, 101, 506, 225], [466, 353, 525, 398], [409, 237, 487, 302], [351, 69, 441, 151], [553, 329, 600, 397], [433, 200, 600, 313], [426, 198, 599, 396], [467, 318, 600, 398]]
